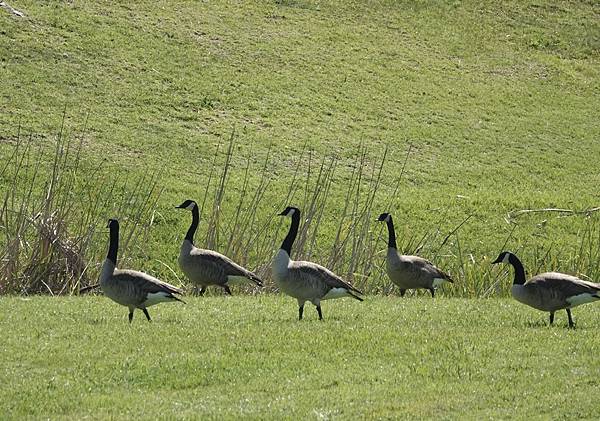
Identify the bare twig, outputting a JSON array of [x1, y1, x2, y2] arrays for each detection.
[[1, 120, 163, 295], [509, 207, 600, 219], [79, 284, 100, 294], [0, 1, 25, 17], [439, 214, 473, 248]]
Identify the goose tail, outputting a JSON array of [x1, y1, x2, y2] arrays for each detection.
[[442, 271, 454, 283], [171, 294, 186, 304], [226, 273, 263, 287], [347, 291, 364, 302], [249, 274, 263, 287]]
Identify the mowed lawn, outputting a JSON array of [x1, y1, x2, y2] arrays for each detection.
[[1, 295, 599, 419]]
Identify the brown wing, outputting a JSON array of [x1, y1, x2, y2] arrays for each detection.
[[292, 261, 363, 295], [528, 272, 600, 296], [410, 257, 454, 282], [390, 255, 453, 285], [191, 249, 263, 284], [115, 270, 183, 295]]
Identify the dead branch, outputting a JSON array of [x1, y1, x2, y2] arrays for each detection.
[[439, 214, 473, 248], [508, 207, 600, 219], [0, 1, 25, 17], [79, 284, 100, 294]]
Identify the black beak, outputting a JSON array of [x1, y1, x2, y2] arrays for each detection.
[[491, 257, 502, 264]]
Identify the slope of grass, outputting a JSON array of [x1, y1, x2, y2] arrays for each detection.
[[1, 0, 600, 292], [1, 295, 599, 419]]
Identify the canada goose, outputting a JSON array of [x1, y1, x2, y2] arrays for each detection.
[[492, 251, 600, 328], [175, 199, 263, 295], [273, 206, 363, 320], [100, 219, 184, 322], [376, 212, 453, 297]]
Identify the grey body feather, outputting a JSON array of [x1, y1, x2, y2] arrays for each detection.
[[378, 213, 452, 297], [493, 251, 600, 327], [273, 206, 363, 320], [512, 272, 600, 312], [100, 218, 184, 322], [176, 200, 262, 295], [386, 250, 453, 294], [275, 254, 363, 304], [101, 267, 183, 309], [178, 240, 262, 289]]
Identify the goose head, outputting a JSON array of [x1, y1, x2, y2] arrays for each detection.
[[278, 206, 299, 217], [107, 218, 119, 229], [376, 212, 391, 223], [175, 199, 198, 211], [491, 251, 515, 265]]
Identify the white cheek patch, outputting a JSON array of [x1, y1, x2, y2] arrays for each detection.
[[502, 253, 510, 264], [566, 293, 599, 307], [385, 214, 391, 223], [186, 202, 196, 210], [287, 208, 296, 217]]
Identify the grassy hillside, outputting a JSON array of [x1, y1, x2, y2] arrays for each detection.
[[1, 1, 600, 293], [1, 296, 600, 419]]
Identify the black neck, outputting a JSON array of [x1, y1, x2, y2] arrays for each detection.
[[509, 255, 526, 285], [281, 211, 300, 255], [107, 223, 119, 266], [185, 205, 199, 243], [385, 217, 397, 249]]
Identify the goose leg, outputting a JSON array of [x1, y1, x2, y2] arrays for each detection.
[[223, 285, 232, 296], [142, 308, 152, 322], [429, 288, 435, 298], [400, 289, 406, 297], [297, 299, 306, 320], [316, 305, 323, 320], [566, 309, 575, 328], [128, 311, 134, 323], [198, 287, 206, 296], [549, 312, 554, 325]]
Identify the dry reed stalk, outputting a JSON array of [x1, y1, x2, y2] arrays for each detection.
[[1, 117, 163, 295]]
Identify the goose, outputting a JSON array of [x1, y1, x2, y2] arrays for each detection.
[[273, 206, 363, 320], [376, 212, 453, 297], [175, 199, 263, 295], [492, 251, 600, 328], [100, 219, 184, 322]]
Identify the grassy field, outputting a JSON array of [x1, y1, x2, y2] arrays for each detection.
[[2, 0, 600, 294], [1, 295, 599, 419], [3, 2, 600, 419]]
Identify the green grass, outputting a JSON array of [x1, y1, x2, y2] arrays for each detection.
[[1, 1, 600, 292], [1, 295, 600, 419], [2, 2, 600, 419]]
